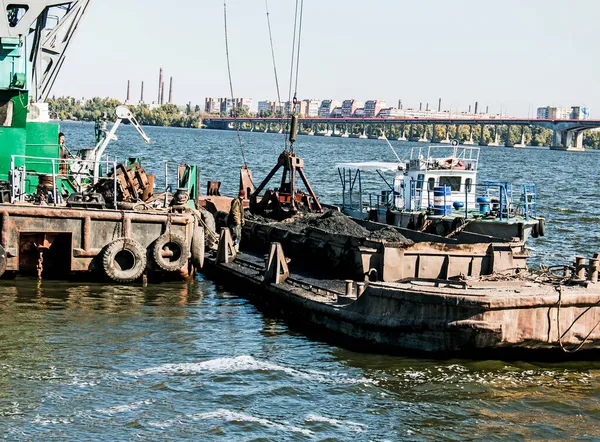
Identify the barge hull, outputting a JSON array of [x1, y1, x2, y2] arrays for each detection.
[[1, 205, 194, 276], [203, 253, 600, 359]]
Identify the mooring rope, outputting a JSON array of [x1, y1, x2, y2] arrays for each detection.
[[223, 0, 248, 168], [556, 285, 600, 353]]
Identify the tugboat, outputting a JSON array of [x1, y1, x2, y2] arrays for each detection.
[[0, 2, 213, 282], [338, 142, 545, 242]]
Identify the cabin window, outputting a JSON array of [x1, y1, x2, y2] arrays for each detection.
[[7, 5, 28, 27], [465, 178, 473, 193], [439, 176, 461, 192], [416, 174, 425, 189], [428, 178, 435, 191]]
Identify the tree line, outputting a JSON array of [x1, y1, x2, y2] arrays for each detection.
[[46, 96, 208, 128]]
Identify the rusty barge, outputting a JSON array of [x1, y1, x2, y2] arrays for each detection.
[[0, 105, 218, 282], [204, 227, 600, 357]]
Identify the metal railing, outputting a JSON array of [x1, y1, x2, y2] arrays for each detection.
[[10, 155, 117, 208], [344, 179, 538, 222], [409, 145, 480, 172]]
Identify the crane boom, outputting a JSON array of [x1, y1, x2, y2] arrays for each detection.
[[0, 0, 92, 102]]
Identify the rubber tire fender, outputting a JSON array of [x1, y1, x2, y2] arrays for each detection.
[[152, 233, 190, 272], [200, 208, 217, 248], [191, 223, 205, 269], [434, 221, 448, 237], [531, 222, 539, 239], [538, 218, 545, 237], [451, 217, 466, 232], [102, 238, 147, 283], [0, 244, 7, 278]]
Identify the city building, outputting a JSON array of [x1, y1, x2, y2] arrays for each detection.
[[330, 106, 343, 118], [318, 99, 337, 118], [219, 98, 235, 115], [204, 97, 220, 114], [353, 108, 365, 118], [272, 101, 284, 115], [378, 107, 405, 118], [303, 99, 320, 117], [257, 100, 272, 115], [298, 100, 308, 116], [536, 105, 589, 120], [341, 99, 363, 118], [235, 98, 253, 111], [364, 100, 387, 118], [570, 106, 590, 120]]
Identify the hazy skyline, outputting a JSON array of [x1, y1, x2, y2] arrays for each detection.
[[52, 0, 600, 117]]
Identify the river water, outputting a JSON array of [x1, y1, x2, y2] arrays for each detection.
[[1, 124, 599, 440]]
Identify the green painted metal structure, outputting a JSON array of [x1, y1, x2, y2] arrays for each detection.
[[0, 33, 59, 185]]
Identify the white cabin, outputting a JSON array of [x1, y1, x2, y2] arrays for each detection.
[[393, 145, 479, 212]]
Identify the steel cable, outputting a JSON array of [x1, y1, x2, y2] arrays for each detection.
[[264, 0, 287, 151], [223, 0, 247, 167]]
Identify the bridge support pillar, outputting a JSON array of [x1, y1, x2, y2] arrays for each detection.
[[398, 125, 407, 141], [341, 123, 350, 138], [488, 126, 500, 146], [418, 125, 429, 142], [378, 123, 387, 140], [551, 128, 585, 151], [431, 124, 439, 143], [440, 125, 451, 143], [359, 124, 367, 139], [463, 125, 475, 145], [505, 125, 514, 147], [478, 124, 488, 146], [514, 126, 526, 148], [575, 131, 584, 150]]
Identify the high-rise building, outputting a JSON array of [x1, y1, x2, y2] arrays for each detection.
[[341, 99, 363, 118], [318, 99, 337, 118], [330, 106, 343, 118], [257, 100, 272, 115], [364, 100, 386, 118], [536, 106, 571, 120], [353, 108, 365, 118], [235, 98, 253, 111], [205, 97, 220, 114], [570, 106, 590, 120], [303, 99, 320, 117], [219, 98, 235, 115]]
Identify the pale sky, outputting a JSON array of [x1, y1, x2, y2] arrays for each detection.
[[52, 0, 600, 117]]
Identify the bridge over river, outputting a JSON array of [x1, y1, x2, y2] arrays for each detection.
[[204, 117, 600, 151]]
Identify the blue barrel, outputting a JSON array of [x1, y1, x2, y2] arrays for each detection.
[[433, 186, 452, 215], [476, 196, 491, 214]]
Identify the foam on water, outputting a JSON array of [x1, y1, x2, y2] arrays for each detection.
[[126, 355, 376, 385], [305, 413, 367, 433], [96, 399, 154, 415], [189, 408, 314, 436]]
